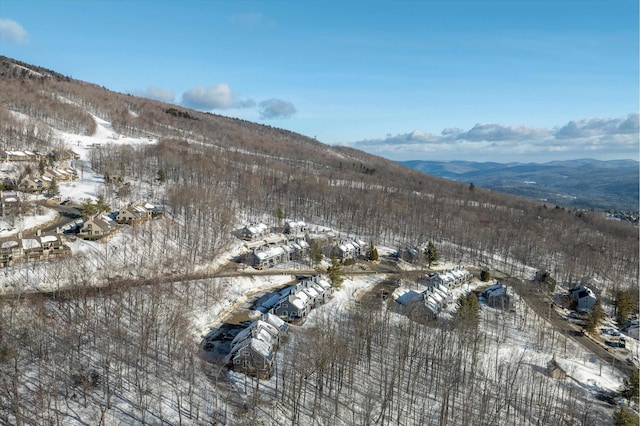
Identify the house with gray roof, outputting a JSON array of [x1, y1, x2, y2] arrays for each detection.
[[78, 214, 117, 240]]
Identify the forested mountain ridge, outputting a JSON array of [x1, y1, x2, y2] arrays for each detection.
[[0, 55, 637, 287], [402, 158, 640, 212], [1, 55, 639, 425]]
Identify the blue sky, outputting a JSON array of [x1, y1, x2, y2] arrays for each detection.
[[1, 0, 638, 162]]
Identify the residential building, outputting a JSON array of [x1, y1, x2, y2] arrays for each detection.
[[78, 214, 116, 240], [569, 284, 597, 312]]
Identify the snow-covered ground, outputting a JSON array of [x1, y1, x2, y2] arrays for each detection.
[[0, 112, 635, 425], [222, 276, 627, 425]]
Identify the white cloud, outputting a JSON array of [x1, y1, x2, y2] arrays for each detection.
[[134, 85, 175, 103], [555, 113, 639, 139], [181, 84, 255, 110], [350, 114, 640, 162], [258, 98, 296, 119], [457, 123, 551, 142], [0, 18, 28, 44]]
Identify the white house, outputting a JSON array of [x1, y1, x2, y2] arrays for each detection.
[[569, 284, 597, 312]]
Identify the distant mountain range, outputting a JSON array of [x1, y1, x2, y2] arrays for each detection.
[[401, 158, 639, 211]]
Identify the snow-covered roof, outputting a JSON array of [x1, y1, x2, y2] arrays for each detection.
[[255, 246, 285, 260], [484, 283, 507, 297], [302, 286, 319, 299], [286, 220, 306, 228], [232, 337, 273, 360], [1, 240, 19, 249], [289, 290, 310, 310], [262, 312, 288, 330], [314, 277, 331, 291], [231, 320, 278, 346], [40, 235, 58, 243], [245, 223, 269, 234], [21, 238, 40, 250], [298, 240, 310, 248]]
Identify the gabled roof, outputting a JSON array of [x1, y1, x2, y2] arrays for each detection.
[[21, 238, 41, 250], [262, 313, 288, 331], [255, 246, 286, 261], [231, 320, 279, 347], [40, 235, 59, 244], [1, 240, 19, 249], [487, 283, 506, 295]]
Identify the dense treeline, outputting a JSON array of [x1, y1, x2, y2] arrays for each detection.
[[0, 79, 96, 136], [0, 276, 231, 425]]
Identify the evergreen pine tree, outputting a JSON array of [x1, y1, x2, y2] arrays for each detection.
[[309, 240, 323, 266], [456, 292, 480, 329], [584, 300, 604, 333], [616, 289, 637, 326], [620, 368, 639, 404], [327, 256, 344, 289], [95, 195, 110, 214], [367, 240, 379, 261], [612, 407, 638, 426], [47, 178, 60, 198], [424, 240, 439, 268], [81, 199, 98, 218]]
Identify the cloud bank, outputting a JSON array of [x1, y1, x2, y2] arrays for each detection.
[[178, 83, 295, 120], [0, 18, 28, 44], [181, 84, 255, 110], [350, 113, 639, 162], [134, 85, 175, 103], [258, 98, 297, 119]]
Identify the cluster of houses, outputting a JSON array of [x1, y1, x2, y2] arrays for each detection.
[[331, 238, 367, 261], [115, 202, 162, 225], [19, 166, 79, 193], [226, 313, 289, 379], [0, 148, 81, 193], [0, 199, 162, 268], [238, 222, 312, 269], [76, 202, 162, 241], [228, 276, 334, 378], [399, 268, 474, 319], [236, 221, 371, 269], [0, 148, 79, 162], [244, 235, 311, 270], [0, 229, 69, 268], [421, 268, 473, 289]]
